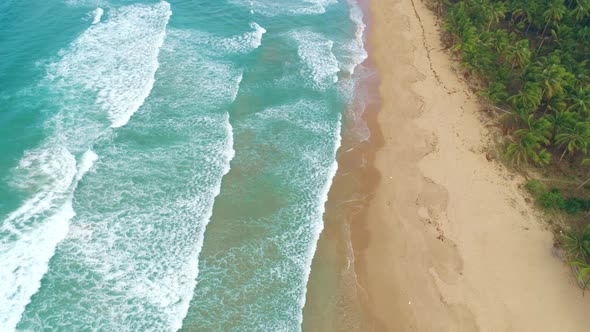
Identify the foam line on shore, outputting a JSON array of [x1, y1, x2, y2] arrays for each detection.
[[297, 115, 342, 325]]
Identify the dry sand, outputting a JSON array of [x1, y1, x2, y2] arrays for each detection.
[[353, 0, 590, 330]]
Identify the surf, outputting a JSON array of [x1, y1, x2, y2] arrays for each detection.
[[1, 0, 370, 330], [231, 0, 336, 17], [91, 7, 103, 24], [291, 29, 340, 90], [16, 23, 244, 330], [0, 2, 171, 330]]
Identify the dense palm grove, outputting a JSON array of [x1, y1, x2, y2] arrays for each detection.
[[442, 0, 590, 166], [439, 0, 590, 286]]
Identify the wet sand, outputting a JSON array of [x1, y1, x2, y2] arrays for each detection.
[[302, 60, 381, 331]]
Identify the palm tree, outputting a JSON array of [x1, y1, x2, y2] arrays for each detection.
[[525, 114, 552, 141], [444, 2, 469, 45], [490, 30, 510, 54], [506, 120, 551, 166], [508, 82, 543, 110], [539, 64, 573, 100], [538, 0, 567, 51], [562, 224, 590, 259], [547, 110, 576, 139], [469, 0, 492, 27], [507, 39, 532, 69], [480, 82, 509, 104], [520, 63, 542, 83], [454, 25, 478, 57], [555, 121, 590, 162], [572, 0, 590, 22], [511, 0, 538, 34], [440, 0, 590, 192], [487, 2, 507, 31], [566, 225, 590, 289], [570, 260, 590, 289], [546, 95, 567, 113], [568, 87, 590, 114], [544, 0, 567, 34]]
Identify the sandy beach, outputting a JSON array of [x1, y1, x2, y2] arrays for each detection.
[[352, 0, 590, 330]]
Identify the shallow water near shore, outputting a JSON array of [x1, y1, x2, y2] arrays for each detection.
[[0, 0, 368, 330]]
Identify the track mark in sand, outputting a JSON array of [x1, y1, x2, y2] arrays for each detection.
[[409, 0, 451, 93]]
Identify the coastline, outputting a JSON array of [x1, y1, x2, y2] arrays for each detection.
[[302, 0, 379, 329], [353, 0, 590, 330]]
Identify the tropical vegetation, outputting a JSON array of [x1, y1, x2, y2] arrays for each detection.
[[439, 0, 590, 170], [437, 0, 590, 286], [563, 224, 590, 288], [526, 179, 590, 213]]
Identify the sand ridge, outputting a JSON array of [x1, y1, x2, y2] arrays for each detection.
[[353, 0, 590, 330]]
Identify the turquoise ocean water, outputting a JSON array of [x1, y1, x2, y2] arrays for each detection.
[[0, 0, 368, 330]]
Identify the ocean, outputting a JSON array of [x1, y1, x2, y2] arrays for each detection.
[[0, 0, 368, 330]]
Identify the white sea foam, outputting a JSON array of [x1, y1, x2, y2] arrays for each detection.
[[248, 22, 266, 49], [0, 200, 74, 331], [65, 0, 107, 7], [5, 147, 77, 224], [231, 72, 244, 102], [338, 0, 368, 75], [0, 148, 76, 332], [331, 0, 371, 144], [0, 2, 171, 329], [295, 0, 337, 14], [177, 114, 235, 329], [167, 23, 263, 61], [91, 7, 103, 24], [185, 100, 342, 330], [173, 113, 235, 331], [314, 0, 337, 5], [0, 146, 98, 331], [298, 115, 342, 323], [291, 30, 340, 91], [50, 2, 171, 128], [75, 150, 98, 181], [66, 118, 235, 330], [231, 0, 335, 17], [349, 0, 366, 46], [150, 36, 237, 330], [15, 25, 240, 330], [255, 100, 333, 134], [218, 22, 266, 54], [165, 29, 245, 106]]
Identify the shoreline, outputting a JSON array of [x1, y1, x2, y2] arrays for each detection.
[[353, 0, 590, 330], [302, 0, 380, 328]]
